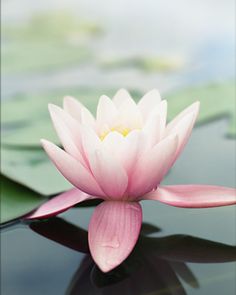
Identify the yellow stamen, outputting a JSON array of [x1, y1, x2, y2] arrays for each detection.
[[100, 127, 132, 140]]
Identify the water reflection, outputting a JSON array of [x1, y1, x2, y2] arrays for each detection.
[[29, 218, 236, 295]]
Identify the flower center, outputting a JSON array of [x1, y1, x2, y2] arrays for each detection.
[[100, 126, 132, 140]]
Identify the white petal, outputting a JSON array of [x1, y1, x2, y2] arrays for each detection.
[[142, 100, 167, 147], [48, 104, 86, 165], [96, 95, 118, 127], [112, 88, 134, 108], [128, 135, 178, 198], [63, 96, 83, 122], [138, 89, 162, 120], [89, 146, 128, 199]]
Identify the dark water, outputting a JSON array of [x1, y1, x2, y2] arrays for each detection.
[[1, 120, 236, 295]]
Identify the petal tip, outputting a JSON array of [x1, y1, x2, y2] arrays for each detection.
[[48, 103, 61, 115]]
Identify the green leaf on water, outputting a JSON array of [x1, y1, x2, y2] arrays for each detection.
[[1, 147, 72, 196], [2, 11, 102, 74], [166, 81, 236, 138], [99, 55, 184, 72], [0, 176, 45, 224]]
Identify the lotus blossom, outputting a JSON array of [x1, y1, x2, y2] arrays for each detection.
[[27, 89, 236, 272]]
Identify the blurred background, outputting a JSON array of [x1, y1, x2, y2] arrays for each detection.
[[2, 0, 235, 146], [2, 0, 235, 95]]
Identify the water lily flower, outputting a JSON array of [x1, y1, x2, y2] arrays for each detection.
[[27, 89, 236, 272]]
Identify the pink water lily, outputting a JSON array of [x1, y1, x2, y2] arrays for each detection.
[[26, 89, 236, 272]]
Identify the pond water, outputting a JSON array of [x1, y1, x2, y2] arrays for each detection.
[[1, 120, 236, 295]]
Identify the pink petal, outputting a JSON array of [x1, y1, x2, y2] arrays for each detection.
[[41, 140, 105, 197], [48, 104, 86, 166], [89, 146, 128, 199], [88, 201, 142, 272], [80, 124, 101, 167], [138, 89, 162, 120], [26, 188, 93, 219], [143, 185, 236, 208], [128, 135, 178, 199]]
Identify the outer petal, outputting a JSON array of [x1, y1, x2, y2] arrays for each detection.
[[143, 185, 236, 208], [166, 102, 200, 161], [63, 96, 83, 122], [63, 96, 96, 129], [128, 135, 178, 198], [138, 89, 162, 120], [166, 101, 200, 132], [48, 104, 86, 166], [142, 100, 167, 147], [88, 201, 142, 272], [26, 188, 93, 219], [89, 146, 128, 199], [80, 124, 101, 168], [80, 107, 96, 129], [41, 140, 105, 197]]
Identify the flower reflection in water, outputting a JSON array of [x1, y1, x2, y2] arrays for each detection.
[[30, 218, 236, 295]]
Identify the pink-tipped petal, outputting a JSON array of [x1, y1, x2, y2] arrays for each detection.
[[41, 140, 105, 197], [48, 104, 87, 165], [129, 135, 178, 199], [80, 124, 101, 167], [89, 147, 128, 199], [88, 201, 142, 272], [143, 185, 236, 208], [26, 188, 93, 219], [138, 89, 162, 120]]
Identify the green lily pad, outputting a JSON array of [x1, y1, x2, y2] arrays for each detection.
[[1, 147, 72, 196], [0, 176, 45, 224], [100, 55, 184, 72], [166, 81, 236, 138], [2, 120, 60, 147], [2, 11, 102, 74]]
